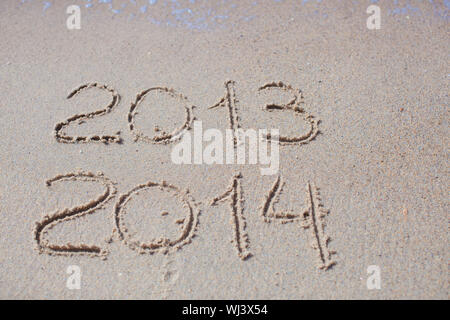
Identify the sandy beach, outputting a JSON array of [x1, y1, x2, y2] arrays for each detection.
[[0, 0, 448, 299]]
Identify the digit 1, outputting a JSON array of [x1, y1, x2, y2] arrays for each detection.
[[210, 173, 251, 260], [208, 80, 240, 148]]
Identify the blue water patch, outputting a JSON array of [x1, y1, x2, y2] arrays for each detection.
[[389, 0, 420, 15], [43, 1, 51, 11], [20, 0, 449, 30]]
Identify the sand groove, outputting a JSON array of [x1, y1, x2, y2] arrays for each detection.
[[127, 87, 194, 144], [261, 175, 306, 224], [261, 176, 336, 270], [303, 182, 336, 270], [33, 171, 117, 258], [54, 83, 121, 144], [208, 80, 240, 148], [210, 173, 251, 260], [258, 81, 320, 145], [114, 180, 200, 254]]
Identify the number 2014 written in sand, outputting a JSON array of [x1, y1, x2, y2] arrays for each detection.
[[34, 81, 336, 270]]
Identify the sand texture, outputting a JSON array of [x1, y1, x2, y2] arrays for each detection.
[[0, 0, 448, 299]]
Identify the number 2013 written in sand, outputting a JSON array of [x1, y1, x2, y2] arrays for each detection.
[[34, 81, 336, 270]]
